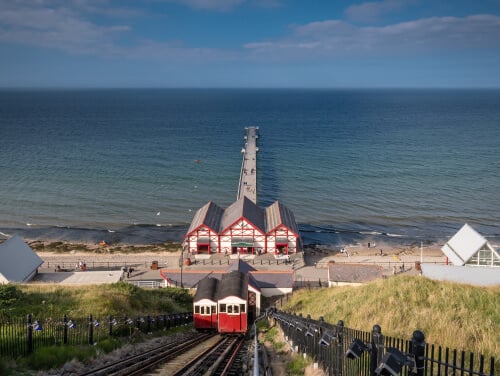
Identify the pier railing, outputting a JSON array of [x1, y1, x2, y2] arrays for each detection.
[[268, 309, 496, 376]]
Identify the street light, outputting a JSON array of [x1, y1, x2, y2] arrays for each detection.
[[375, 347, 416, 376]]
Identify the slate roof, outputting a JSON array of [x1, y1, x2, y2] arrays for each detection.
[[441, 223, 489, 266], [250, 271, 295, 288], [328, 263, 382, 283], [220, 196, 266, 233], [265, 200, 300, 235], [0, 235, 44, 283], [186, 201, 224, 235], [217, 271, 248, 300], [193, 277, 219, 302], [160, 260, 293, 290]]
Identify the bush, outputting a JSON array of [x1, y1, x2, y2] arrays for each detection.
[[0, 285, 23, 307], [95, 337, 122, 354], [23, 345, 95, 370], [287, 353, 311, 376]]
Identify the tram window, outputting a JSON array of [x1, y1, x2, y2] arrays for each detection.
[[211, 306, 217, 314], [227, 305, 233, 314], [220, 304, 226, 313], [233, 305, 239, 314], [195, 306, 199, 314], [240, 304, 246, 313]]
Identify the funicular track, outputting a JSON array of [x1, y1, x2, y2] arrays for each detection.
[[172, 335, 246, 376], [79, 332, 215, 376]]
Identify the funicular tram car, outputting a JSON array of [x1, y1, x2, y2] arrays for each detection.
[[193, 277, 219, 331], [217, 271, 249, 334]]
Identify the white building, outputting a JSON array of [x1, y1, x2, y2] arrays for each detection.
[[441, 223, 500, 267], [421, 224, 500, 286], [0, 235, 44, 284], [185, 196, 301, 255]]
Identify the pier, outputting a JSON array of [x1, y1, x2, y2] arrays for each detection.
[[237, 126, 259, 204]]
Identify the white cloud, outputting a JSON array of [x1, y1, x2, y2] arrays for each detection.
[[165, 0, 246, 11], [244, 15, 500, 59], [345, 0, 417, 23], [0, 2, 130, 54]]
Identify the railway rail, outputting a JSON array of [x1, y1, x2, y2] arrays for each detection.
[[171, 335, 246, 376], [80, 332, 250, 376], [80, 332, 215, 376]]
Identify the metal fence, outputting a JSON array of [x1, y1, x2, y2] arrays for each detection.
[[0, 312, 193, 358], [269, 309, 496, 376]]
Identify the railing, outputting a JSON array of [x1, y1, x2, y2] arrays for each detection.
[[0, 312, 193, 358], [268, 309, 496, 376], [128, 280, 163, 288]]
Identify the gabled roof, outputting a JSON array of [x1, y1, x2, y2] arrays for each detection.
[[265, 200, 300, 236], [250, 271, 294, 288], [186, 201, 224, 236], [217, 271, 248, 300], [193, 277, 219, 302], [160, 270, 224, 288], [441, 224, 488, 266], [220, 196, 265, 233], [0, 235, 44, 283], [328, 263, 382, 283], [226, 259, 257, 274]]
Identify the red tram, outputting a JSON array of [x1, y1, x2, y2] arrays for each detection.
[[217, 271, 248, 334], [193, 277, 219, 331], [193, 271, 249, 334]]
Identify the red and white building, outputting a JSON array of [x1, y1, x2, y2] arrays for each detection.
[[184, 196, 301, 255]]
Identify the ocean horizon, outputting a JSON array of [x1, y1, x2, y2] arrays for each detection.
[[1, 89, 499, 247]]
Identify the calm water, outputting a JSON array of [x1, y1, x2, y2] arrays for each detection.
[[1, 89, 499, 246]]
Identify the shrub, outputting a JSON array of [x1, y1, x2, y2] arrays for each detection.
[[23, 345, 95, 370], [287, 353, 311, 376], [95, 338, 122, 354], [0, 285, 23, 307]]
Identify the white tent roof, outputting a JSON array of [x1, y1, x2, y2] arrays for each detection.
[[441, 224, 487, 266], [0, 235, 44, 283]]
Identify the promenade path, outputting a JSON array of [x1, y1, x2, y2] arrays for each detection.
[[34, 247, 446, 285]]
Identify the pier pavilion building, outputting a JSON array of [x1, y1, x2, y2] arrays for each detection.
[[184, 127, 301, 256], [184, 196, 301, 255]]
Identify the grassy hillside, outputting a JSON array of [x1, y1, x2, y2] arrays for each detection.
[[281, 275, 500, 360], [0, 282, 192, 318]]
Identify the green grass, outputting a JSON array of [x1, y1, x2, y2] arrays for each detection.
[[0, 283, 194, 374], [0, 282, 192, 318], [287, 353, 313, 376], [281, 275, 500, 361]]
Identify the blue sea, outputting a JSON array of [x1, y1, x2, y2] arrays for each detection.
[[1, 89, 499, 247]]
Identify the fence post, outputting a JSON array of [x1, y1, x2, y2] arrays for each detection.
[[411, 330, 426, 376], [88, 315, 93, 345], [26, 314, 33, 355], [335, 320, 344, 376], [371, 324, 383, 376], [63, 314, 68, 345]]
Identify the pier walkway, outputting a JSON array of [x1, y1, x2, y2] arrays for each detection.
[[237, 126, 259, 204]]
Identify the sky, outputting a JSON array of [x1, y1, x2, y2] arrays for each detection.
[[1, 0, 500, 88]]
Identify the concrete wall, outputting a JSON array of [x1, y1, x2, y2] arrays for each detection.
[[421, 264, 500, 286]]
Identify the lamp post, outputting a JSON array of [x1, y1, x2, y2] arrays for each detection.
[[180, 245, 185, 288]]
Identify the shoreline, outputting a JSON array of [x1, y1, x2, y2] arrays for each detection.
[[27, 237, 445, 259]]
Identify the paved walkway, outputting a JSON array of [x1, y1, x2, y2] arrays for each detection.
[[35, 248, 446, 285]]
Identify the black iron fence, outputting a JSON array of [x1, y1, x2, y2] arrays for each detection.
[[0, 312, 192, 358], [269, 309, 496, 376]]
